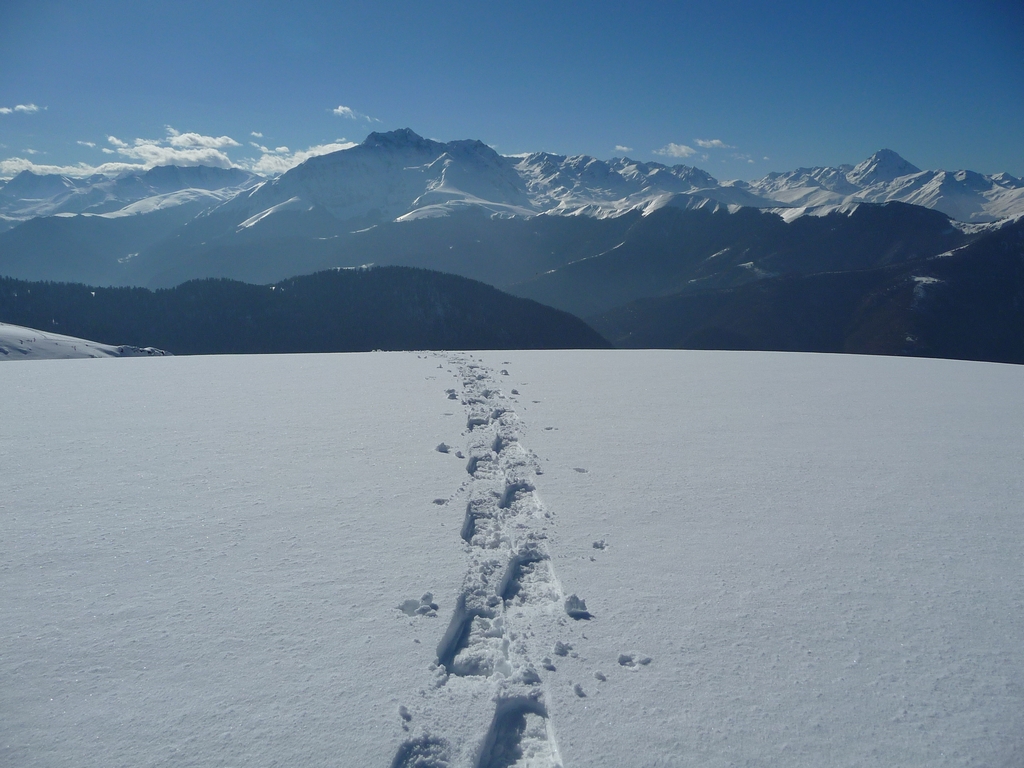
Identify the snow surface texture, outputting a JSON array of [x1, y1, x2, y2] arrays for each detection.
[[2, 350, 1023, 767], [0, 322, 169, 360]]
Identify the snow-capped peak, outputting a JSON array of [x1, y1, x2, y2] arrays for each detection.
[[846, 149, 922, 186]]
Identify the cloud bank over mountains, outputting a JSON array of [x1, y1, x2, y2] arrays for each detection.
[[0, 125, 358, 179]]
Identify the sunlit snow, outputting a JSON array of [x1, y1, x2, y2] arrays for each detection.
[[2, 350, 1022, 767]]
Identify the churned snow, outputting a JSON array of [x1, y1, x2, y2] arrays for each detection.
[[2, 350, 1022, 767]]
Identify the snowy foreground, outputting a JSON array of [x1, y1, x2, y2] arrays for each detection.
[[2, 350, 1022, 767], [0, 322, 168, 360]]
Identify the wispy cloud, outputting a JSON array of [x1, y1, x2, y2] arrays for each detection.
[[23, 149, 40, 155], [695, 138, 734, 149], [244, 140, 357, 175], [251, 131, 263, 138], [614, 145, 633, 154], [332, 105, 380, 122], [654, 143, 697, 159], [0, 103, 42, 115], [77, 140, 96, 148]]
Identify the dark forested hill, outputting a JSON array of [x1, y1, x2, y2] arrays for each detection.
[[0, 267, 610, 354], [590, 218, 1024, 364]]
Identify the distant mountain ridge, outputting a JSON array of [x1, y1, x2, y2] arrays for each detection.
[[744, 149, 1024, 223], [0, 165, 259, 231], [3, 131, 1021, 234]]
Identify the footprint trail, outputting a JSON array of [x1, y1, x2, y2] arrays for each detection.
[[392, 355, 567, 768]]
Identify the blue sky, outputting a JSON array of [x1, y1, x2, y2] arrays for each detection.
[[1, 0, 1022, 180]]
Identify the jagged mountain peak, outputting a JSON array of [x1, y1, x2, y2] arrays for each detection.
[[847, 149, 922, 186], [359, 128, 438, 152]]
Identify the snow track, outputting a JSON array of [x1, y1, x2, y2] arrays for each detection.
[[392, 356, 566, 768]]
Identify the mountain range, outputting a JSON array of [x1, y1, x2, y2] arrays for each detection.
[[1, 129, 1022, 363], [2, 130, 1021, 233]]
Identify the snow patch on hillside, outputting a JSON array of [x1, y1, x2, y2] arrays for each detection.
[[0, 322, 169, 359]]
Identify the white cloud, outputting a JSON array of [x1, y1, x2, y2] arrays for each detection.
[[614, 145, 633, 154], [0, 103, 42, 115], [24, 149, 40, 155], [3, 124, 360, 180], [165, 128, 241, 149], [243, 141, 357, 175], [332, 105, 379, 122], [118, 142, 235, 168], [695, 138, 734, 149], [0, 157, 151, 179], [101, 128, 239, 168], [654, 143, 697, 159], [251, 131, 263, 138]]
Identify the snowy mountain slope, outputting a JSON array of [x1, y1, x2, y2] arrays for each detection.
[[163, 131, 773, 234], [747, 149, 1024, 223], [510, 153, 743, 218], [222, 130, 538, 231], [0, 321, 168, 359], [2, 350, 1022, 767], [0, 165, 259, 222]]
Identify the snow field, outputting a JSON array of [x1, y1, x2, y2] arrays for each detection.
[[1, 353, 468, 767], [2, 349, 1023, 767], [483, 350, 1024, 767]]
